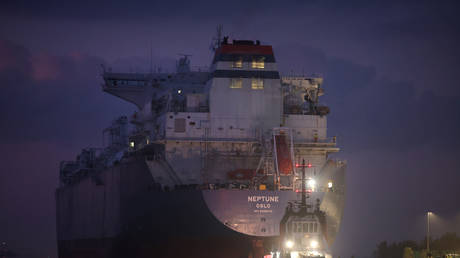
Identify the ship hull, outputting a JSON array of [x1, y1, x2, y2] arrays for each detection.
[[56, 157, 268, 257], [57, 189, 276, 258], [56, 156, 345, 257]]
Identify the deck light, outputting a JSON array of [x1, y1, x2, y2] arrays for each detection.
[[310, 240, 319, 248]]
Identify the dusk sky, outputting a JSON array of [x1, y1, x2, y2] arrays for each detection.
[[1, 0, 460, 257]]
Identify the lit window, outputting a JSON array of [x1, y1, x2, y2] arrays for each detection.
[[251, 57, 265, 69], [233, 57, 243, 68], [251, 78, 264, 89], [230, 78, 243, 88]]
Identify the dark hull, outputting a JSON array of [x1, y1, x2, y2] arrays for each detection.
[[56, 157, 278, 258], [57, 235, 272, 258]]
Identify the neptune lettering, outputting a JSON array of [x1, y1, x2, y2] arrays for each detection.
[[248, 196, 279, 203]]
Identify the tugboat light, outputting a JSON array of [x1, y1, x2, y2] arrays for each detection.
[[310, 240, 319, 248], [285, 240, 294, 249], [310, 250, 322, 257], [290, 251, 299, 258], [328, 181, 333, 188]]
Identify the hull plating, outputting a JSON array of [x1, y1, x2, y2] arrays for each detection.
[[56, 157, 345, 257]]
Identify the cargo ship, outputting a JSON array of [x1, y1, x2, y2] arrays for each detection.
[[56, 30, 346, 258]]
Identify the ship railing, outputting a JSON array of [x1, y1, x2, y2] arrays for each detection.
[[294, 137, 337, 145], [167, 182, 253, 191], [102, 68, 209, 85], [164, 137, 260, 143], [162, 136, 337, 147], [149, 181, 345, 193], [281, 74, 323, 79], [292, 185, 345, 195]]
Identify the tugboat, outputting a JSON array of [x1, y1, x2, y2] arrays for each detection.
[[56, 28, 346, 258], [279, 160, 330, 258]]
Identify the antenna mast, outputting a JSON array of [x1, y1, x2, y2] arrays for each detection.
[[210, 25, 223, 52]]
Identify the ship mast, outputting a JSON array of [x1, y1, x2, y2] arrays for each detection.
[[301, 159, 307, 208], [209, 24, 223, 52]]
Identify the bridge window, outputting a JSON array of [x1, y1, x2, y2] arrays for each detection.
[[314, 223, 318, 232], [303, 223, 308, 233], [233, 57, 243, 68], [252, 57, 265, 69], [251, 78, 264, 90], [230, 78, 243, 88]]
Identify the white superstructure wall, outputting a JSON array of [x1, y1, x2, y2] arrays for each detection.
[[209, 77, 282, 135], [284, 115, 328, 141]]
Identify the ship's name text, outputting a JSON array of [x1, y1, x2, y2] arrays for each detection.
[[248, 196, 279, 203]]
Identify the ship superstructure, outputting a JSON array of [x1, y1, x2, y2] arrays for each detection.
[[56, 32, 346, 258]]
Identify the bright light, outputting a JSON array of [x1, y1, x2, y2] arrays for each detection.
[[307, 163, 312, 168], [129, 141, 135, 148], [310, 250, 322, 256], [290, 251, 299, 258], [307, 179, 316, 188], [310, 240, 319, 248], [328, 181, 333, 188], [285, 240, 294, 249], [177, 89, 182, 94]]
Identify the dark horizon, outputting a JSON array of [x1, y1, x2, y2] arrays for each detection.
[[1, 0, 460, 257]]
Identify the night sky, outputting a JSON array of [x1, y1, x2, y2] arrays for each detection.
[[1, 0, 460, 257]]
